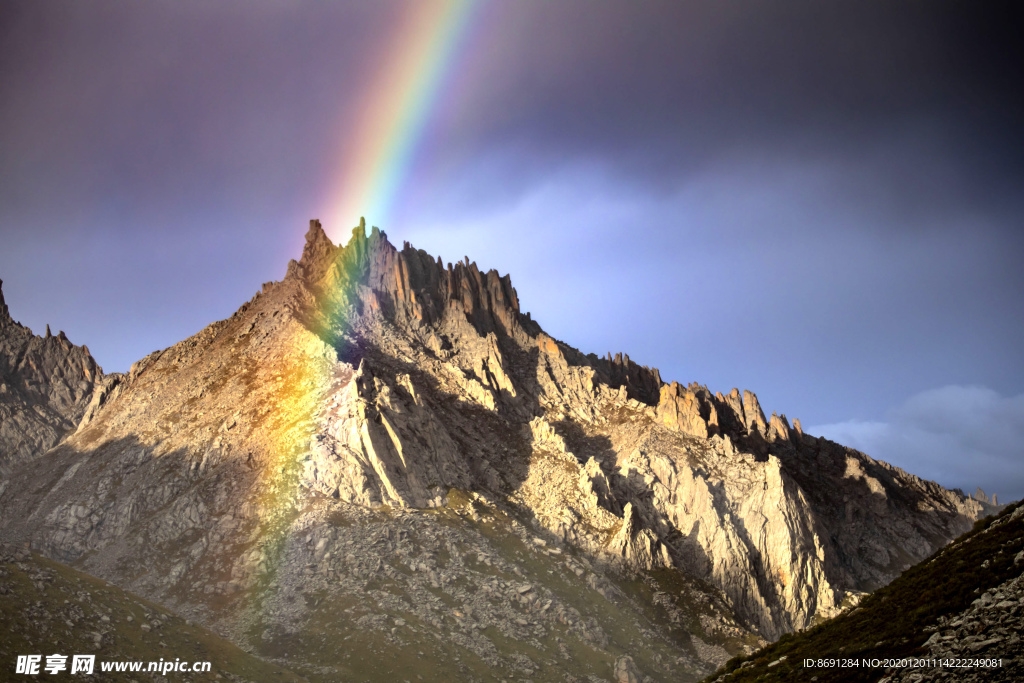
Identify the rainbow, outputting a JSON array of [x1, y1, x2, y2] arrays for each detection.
[[329, 0, 480, 232], [245, 0, 480, 622], [247, 234, 372, 601]]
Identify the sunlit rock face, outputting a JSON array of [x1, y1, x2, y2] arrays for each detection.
[[0, 221, 991, 679]]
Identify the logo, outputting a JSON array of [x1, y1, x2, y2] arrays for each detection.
[[14, 655, 94, 675]]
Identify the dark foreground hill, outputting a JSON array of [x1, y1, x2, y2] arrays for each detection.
[[703, 500, 1024, 683], [0, 544, 305, 682], [0, 220, 999, 681]]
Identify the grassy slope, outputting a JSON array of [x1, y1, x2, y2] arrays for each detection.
[[702, 500, 1024, 683], [0, 549, 306, 682]]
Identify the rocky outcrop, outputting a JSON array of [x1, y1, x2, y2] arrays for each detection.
[[0, 221, 992, 678], [302, 360, 473, 508], [292, 219, 530, 343], [0, 280, 105, 468], [657, 382, 716, 438], [889, 568, 1024, 682], [601, 352, 662, 405], [608, 502, 671, 571], [614, 655, 644, 683], [767, 412, 792, 444], [705, 501, 1023, 683]]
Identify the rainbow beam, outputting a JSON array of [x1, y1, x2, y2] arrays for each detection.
[[242, 0, 480, 625], [242, 237, 368, 619], [330, 0, 480, 231]]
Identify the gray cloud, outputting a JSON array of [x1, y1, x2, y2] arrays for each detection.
[[810, 386, 1024, 503], [396, 144, 1024, 425]]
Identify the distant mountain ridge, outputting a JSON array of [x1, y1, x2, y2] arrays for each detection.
[[0, 279, 108, 471], [0, 221, 996, 681]]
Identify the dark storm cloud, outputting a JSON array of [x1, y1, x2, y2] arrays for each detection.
[[395, 1, 1024, 418], [0, 1, 1022, 497], [420, 0, 1024, 196], [0, 1, 383, 217]]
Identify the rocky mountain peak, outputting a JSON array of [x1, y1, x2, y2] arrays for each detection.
[[297, 218, 339, 276], [0, 219, 995, 679], [0, 283, 106, 469], [0, 279, 9, 325], [284, 219, 526, 344]]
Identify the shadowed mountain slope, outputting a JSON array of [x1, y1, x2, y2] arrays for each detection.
[[0, 221, 995, 681], [702, 500, 1024, 683], [0, 280, 108, 471], [0, 544, 306, 683]]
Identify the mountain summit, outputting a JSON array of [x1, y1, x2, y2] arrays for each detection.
[[0, 221, 992, 681], [0, 279, 106, 470]]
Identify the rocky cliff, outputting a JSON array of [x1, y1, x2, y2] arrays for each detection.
[[0, 279, 107, 471], [703, 500, 1024, 683], [0, 222, 992, 681]]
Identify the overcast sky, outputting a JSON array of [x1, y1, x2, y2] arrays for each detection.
[[1, 1, 1022, 500]]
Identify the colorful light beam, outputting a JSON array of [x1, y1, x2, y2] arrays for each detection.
[[330, 0, 480, 232]]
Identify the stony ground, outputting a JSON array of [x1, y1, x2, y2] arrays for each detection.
[[204, 491, 747, 682], [883, 551, 1024, 682]]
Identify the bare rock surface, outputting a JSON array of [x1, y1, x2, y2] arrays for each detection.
[[0, 279, 108, 470], [704, 500, 1023, 683], [0, 221, 997, 680]]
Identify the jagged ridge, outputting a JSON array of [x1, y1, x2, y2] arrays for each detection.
[[0, 279, 108, 471], [0, 221, 994, 680]]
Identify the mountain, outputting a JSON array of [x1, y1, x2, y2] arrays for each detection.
[[702, 500, 1024, 683], [0, 221, 994, 681], [0, 280, 109, 471]]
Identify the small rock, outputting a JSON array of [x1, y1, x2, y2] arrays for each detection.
[[614, 655, 642, 683]]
